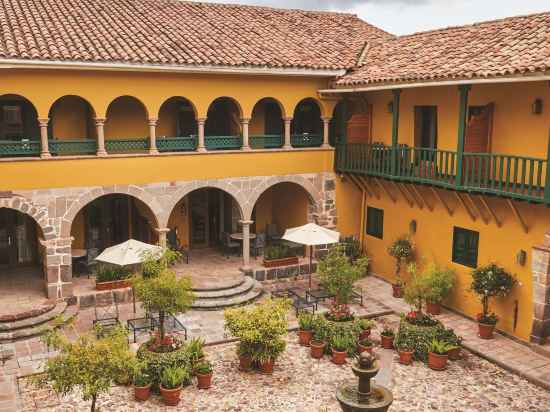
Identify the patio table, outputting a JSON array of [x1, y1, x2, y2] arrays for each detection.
[[230, 233, 257, 240], [148, 312, 188, 340], [306, 289, 335, 303], [127, 317, 154, 343]]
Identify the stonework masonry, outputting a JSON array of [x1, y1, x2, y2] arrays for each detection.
[[1, 172, 337, 299], [531, 230, 550, 344]]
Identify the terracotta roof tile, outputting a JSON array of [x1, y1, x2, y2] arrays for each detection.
[[0, 0, 392, 70], [336, 12, 550, 86]]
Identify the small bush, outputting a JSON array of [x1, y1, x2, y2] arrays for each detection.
[[394, 317, 453, 363], [136, 340, 191, 390], [96, 265, 132, 283], [264, 244, 295, 260]]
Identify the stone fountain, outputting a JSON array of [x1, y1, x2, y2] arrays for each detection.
[[336, 352, 393, 412]]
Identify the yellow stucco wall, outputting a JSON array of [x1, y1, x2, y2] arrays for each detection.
[[335, 175, 549, 342], [168, 198, 190, 248], [50, 96, 96, 140]]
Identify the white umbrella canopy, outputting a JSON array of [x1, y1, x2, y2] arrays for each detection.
[[282, 223, 340, 288], [95, 239, 164, 266]]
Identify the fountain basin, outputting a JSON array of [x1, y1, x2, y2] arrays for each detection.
[[336, 384, 393, 412]]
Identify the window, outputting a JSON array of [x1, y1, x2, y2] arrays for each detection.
[[452, 227, 479, 268], [366, 207, 383, 239]]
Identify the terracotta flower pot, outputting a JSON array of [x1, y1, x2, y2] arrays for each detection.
[[310, 340, 326, 359], [426, 301, 441, 315], [331, 349, 347, 365], [197, 372, 212, 389], [359, 329, 371, 341], [160, 385, 182, 406], [298, 330, 313, 346], [260, 358, 275, 374], [392, 284, 403, 298], [447, 347, 461, 361], [357, 342, 373, 355], [239, 355, 253, 372], [134, 384, 151, 402], [428, 352, 448, 371], [398, 349, 413, 365], [478, 322, 495, 339], [380, 335, 394, 350]]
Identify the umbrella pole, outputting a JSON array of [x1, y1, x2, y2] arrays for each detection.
[[309, 245, 313, 290]]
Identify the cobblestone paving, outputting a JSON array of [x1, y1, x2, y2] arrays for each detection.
[[17, 331, 550, 412]]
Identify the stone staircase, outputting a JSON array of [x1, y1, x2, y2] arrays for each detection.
[[0, 301, 78, 342], [191, 276, 263, 310]]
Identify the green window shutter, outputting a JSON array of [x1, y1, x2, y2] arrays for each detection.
[[452, 227, 479, 268], [366, 207, 384, 239]]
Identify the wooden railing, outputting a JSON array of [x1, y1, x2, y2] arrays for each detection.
[[250, 135, 283, 149], [0, 139, 41, 157], [157, 136, 197, 152], [336, 143, 550, 204]]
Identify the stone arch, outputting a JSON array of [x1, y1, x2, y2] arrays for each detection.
[[60, 186, 163, 239], [245, 175, 323, 221], [251, 97, 286, 119], [161, 180, 247, 229], [0, 196, 55, 240]]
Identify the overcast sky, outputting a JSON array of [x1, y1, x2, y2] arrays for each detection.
[[204, 0, 550, 35]]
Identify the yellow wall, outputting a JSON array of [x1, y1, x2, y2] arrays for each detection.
[[105, 96, 148, 139], [50, 96, 95, 140], [365, 81, 550, 157], [336, 175, 549, 341], [168, 198, 190, 248]]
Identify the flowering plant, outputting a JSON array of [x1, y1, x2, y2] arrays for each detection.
[[387, 236, 414, 283]]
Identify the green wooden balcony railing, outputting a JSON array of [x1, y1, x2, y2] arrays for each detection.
[[48, 139, 97, 155], [105, 138, 149, 153], [335, 143, 549, 204], [205, 136, 242, 150], [0, 139, 41, 157], [291, 133, 323, 148], [249, 135, 283, 149], [157, 136, 197, 152]]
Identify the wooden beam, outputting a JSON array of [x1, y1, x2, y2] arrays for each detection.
[[358, 176, 380, 199], [348, 174, 371, 197], [346, 174, 363, 192], [392, 181, 413, 207], [478, 196, 501, 227], [506, 199, 528, 233], [411, 185, 432, 211], [373, 178, 396, 203], [431, 187, 453, 216], [465, 193, 488, 224], [401, 184, 423, 209], [454, 192, 476, 221]]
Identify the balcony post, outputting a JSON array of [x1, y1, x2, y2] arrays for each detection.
[[283, 117, 292, 149], [148, 118, 158, 155], [241, 117, 251, 151], [545, 129, 550, 204], [340, 99, 348, 144], [322, 116, 332, 148], [95, 118, 107, 156], [390, 89, 401, 175], [455, 85, 471, 186], [38, 118, 51, 158], [197, 117, 206, 152], [239, 219, 254, 271]]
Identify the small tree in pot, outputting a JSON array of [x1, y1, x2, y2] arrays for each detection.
[[160, 366, 190, 406], [387, 236, 414, 298], [470, 263, 516, 339], [297, 311, 315, 346], [427, 339, 456, 371], [423, 263, 456, 315]]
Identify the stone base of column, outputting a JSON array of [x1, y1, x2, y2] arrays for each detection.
[[40, 152, 52, 159], [242, 145, 252, 151], [198, 147, 207, 153], [321, 143, 331, 149], [283, 144, 292, 150], [97, 149, 108, 157], [149, 148, 159, 155]]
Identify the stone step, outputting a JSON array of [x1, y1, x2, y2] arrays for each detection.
[[191, 281, 263, 310], [0, 303, 77, 343], [191, 273, 245, 292], [0, 301, 67, 332], [0, 300, 56, 323], [193, 276, 255, 299]]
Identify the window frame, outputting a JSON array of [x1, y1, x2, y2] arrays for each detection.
[[365, 206, 384, 239], [452, 226, 479, 268]]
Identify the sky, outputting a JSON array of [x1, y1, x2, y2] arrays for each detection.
[[203, 0, 550, 35]]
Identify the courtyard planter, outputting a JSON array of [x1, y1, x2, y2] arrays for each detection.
[[263, 256, 299, 268], [259, 358, 275, 374], [380, 335, 394, 350], [447, 346, 462, 361], [160, 385, 182, 406], [478, 322, 496, 339], [133, 384, 152, 402], [331, 348, 347, 365], [95, 279, 131, 291], [239, 355, 253, 372], [426, 301, 441, 315], [310, 340, 326, 359], [428, 352, 448, 371], [357, 339, 373, 355], [196, 372, 213, 389], [392, 283, 403, 298], [398, 349, 414, 365], [298, 329, 313, 346]]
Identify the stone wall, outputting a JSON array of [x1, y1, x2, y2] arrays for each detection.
[[531, 230, 550, 344], [1, 172, 337, 299]]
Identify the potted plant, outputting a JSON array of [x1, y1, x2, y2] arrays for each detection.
[[187, 337, 205, 366], [160, 366, 189, 406], [470, 263, 516, 339], [95, 265, 132, 291], [263, 244, 299, 268], [387, 236, 414, 298], [396, 344, 414, 365], [310, 315, 330, 359], [132, 362, 152, 402], [440, 328, 463, 360], [237, 341, 254, 372], [257, 339, 285, 374], [357, 337, 373, 355], [423, 263, 456, 315], [353, 318, 374, 341], [427, 339, 455, 371], [330, 334, 348, 365], [403, 263, 429, 315], [195, 361, 213, 389], [297, 311, 315, 346], [380, 326, 395, 349]]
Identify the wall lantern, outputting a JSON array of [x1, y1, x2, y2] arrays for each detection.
[[516, 249, 527, 266], [532, 98, 543, 115], [409, 219, 417, 235], [387, 101, 394, 114]]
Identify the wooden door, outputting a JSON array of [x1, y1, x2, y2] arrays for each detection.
[[464, 104, 494, 183], [0, 209, 16, 267]]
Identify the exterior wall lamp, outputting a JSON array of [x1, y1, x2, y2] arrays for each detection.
[[532, 98, 543, 115]]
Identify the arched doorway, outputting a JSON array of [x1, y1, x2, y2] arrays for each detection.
[[0, 94, 40, 157], [71, 194, 158, 253], [157, 96, 197, 152], [292, 98, 323, 147], [249, 97, 284, 148], [205, 97, 242, 150], [330, 100, 351, 146]]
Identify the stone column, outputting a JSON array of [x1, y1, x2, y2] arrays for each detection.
[[156, 227, 170, 248], [38, 118, 51, 158], [148, 118, 159, 155], [197, 117, 206, 152], [322, 116, 332, 148], [241, 117, 251, 150], [95, 118, 107, 156], [240, 220, 254, 271], [283, 117, 292, 149], [531, 230, 550, 343]]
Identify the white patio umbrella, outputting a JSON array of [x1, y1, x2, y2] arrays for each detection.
[[282, 223, 340, 289], [95, 239, 164, 266]]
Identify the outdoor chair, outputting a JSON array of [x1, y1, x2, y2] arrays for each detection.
[[93, 292, 120, 337], [266, 223, 282, 242], [222, 232, 240, 257], [251, 232, 266, 258]]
